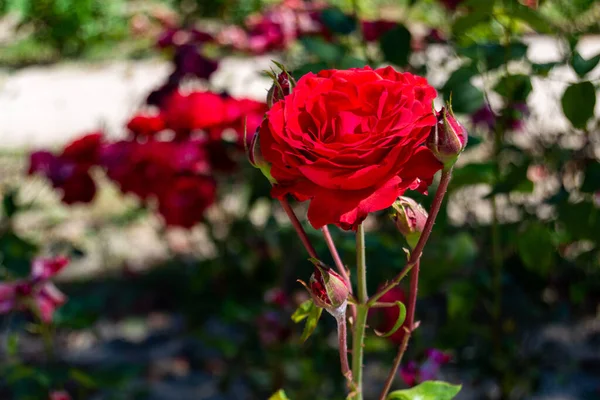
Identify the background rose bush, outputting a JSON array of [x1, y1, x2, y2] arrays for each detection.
[[0, 0, 600, 399]]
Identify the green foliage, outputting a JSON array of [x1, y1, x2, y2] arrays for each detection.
[[321, 7, 356, 35], [517, 222, 556, 276], [561, 81, 596, 129], [442, 66, 485, 114], [8, 0, 128, 57], [291, 299, 323, 342], [387, 381, 462, 400], [570, 52, 600, 78], [380, 25, 412, 67], [269, 389, 291, 400], [374, 301, 406, 338]]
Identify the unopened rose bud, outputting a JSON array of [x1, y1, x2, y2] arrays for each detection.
[[300, 261, 349, 316], [247, 126, 275, 183], [427, 105, 468, 168], [267, 70, 295, 108], [391, 197, 428, 249]]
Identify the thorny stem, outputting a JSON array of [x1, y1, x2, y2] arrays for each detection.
[[336, 311, 353, 384], [278, 198, 318, 259], [322, 226, 357, 323], [368, 167, 454, 306], [378, 327, 412, 400], [376, 168, 455, 400], [351, 223, 368, 400]]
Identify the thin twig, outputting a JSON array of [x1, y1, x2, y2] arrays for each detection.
[[378, 327, 412, 400], [322, 226, 357, 323], [278, 197, 318, 259]]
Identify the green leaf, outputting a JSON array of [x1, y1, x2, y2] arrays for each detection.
[[380, 25, 411, 67], [561, 81, 596, 129], [268, 390, 290, 400], [486, 162, 534, 197], [320, 7, 356, 35], [2, 189, 18, 218], [387, 381, 462, 400], [6, 333, 19, 357], [581, 162, 600, 193], [459, 42, 528, 71], [69, 369, 97, 389], [509, 3, 552, 33], [299, 37, 344, 64], [374, 301, 406, 338], [493, 74, 532, 102], [338, 55, 368, 69], [531, 62, 560, 77], [571, 52, 600, 78], [448, 281, 476, 320], [445, 81, 484, 114], [441, 64, 485, 114], [452, 10, 491, 39], [517, 222, 555, 276], [291, 299, 323, 342], [291, 299, 313, 323], [449, 162, 495, 191], [292, 62, 329, 80]]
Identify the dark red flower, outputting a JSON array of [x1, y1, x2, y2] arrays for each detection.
[[157, 175, 216, 227], [61, 132, 103, 166], [361, 20, 397, 42], [114, 141, 176, 199], [439, 0, 464, 10], [173, 44, 219, 80], [259, 66, 442, 230], [161, 91, 229, 134], [371, 286, 407, 345], [29, 133, 101, 205], [127, 113, 165, 138], [49, 390, 72, 400]]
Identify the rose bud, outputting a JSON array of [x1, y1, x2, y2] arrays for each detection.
[[427, 105, 468, 168], [266, 70, 296, 109], [300, 261, 349, 316], [391, 197, 428, 249], [247, 127, 275, 183]]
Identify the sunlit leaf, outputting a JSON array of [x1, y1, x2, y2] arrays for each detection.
[[387, 381, 462, 400], [269, 389, 291, 400], [374, 301, 406, 338], [291, 299, 323, 342]]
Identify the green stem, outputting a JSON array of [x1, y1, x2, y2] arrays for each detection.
[[351, 223, 368, 400]]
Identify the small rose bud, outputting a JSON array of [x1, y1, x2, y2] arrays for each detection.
[[247, 126, 275, 183], [300, 261, 349, 316], [427, 105, 468, 167], [391, 197, 428, 249], [266, 70, 295, 109]]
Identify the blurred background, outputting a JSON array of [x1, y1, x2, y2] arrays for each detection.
[[0, 0, 599, 399]]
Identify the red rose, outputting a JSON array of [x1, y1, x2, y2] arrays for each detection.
[[259, 66, 442, 230], [157, 175, 216, 227], [127, 113, 165, 138], [61, 132, 103, 166], [161, 91, 228, 134]]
